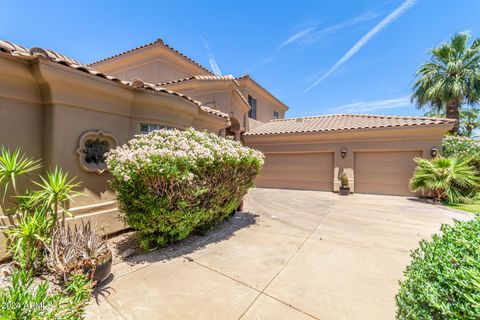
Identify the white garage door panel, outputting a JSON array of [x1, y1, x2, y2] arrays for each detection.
[[355, 151, 422, 196], [256, 152, 334, 191]]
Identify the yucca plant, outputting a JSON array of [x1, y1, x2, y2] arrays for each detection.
[[410, 156, 480, 203], [30, 166, 81, 229], [4, 209, 51, 270], [0, 146, 83, 271], [0, 146, 41, 224]]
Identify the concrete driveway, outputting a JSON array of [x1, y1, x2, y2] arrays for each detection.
[[87, 188, 469, 320]]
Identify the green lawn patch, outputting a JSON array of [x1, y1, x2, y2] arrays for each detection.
[[444, 201, 480, 213]]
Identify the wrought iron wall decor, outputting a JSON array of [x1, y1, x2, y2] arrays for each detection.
[[76, 130, 118, 174]]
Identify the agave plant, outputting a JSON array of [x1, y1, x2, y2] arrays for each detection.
[[48, 226, 85, 274], [410, 156, 480, 203], [46, 220, 110, 277]]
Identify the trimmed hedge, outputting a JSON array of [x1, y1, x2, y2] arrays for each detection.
[[107, 128, 264, 250], [396, 216, 480, 319]]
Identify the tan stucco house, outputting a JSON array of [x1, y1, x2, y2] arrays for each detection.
[[243, 114, 454, 196], [0, 38, 454, 234]]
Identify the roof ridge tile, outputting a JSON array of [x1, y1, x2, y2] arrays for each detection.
[[158, 74, 237, 86], [88, 38, 213, 74]]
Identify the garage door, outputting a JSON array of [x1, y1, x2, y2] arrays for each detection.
[[354, 151, 422, 196], [256, 152, 334, 191]]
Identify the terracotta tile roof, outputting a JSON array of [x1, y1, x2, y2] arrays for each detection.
[[248, 118, 265, 130], [159, 75, 250, 110], [88, 39, 213, 75], [158, 74, 237, 86], [236, 74, 288, 110], [244, 114, 456, 136], [0, 40, 229, 121]]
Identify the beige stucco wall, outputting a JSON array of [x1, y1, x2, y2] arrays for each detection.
[[0, 54, 227, 228], [91, 43, 211, 84], [244, 125, 451, 193], [239, 86, 286, 123], [172, 86, 249, 131], [0, 57, 43, 157], [91, 44, 289, 126]]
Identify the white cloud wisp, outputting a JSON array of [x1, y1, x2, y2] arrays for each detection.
[[332, 96, 411, 113], [304, 0, 416, 93], [200, 36, 222, 76]]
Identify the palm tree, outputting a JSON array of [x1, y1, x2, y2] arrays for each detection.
[[412, 31, 480, 133], [460, 107, 480, 137], [410, 156, 480, 203], [423, 106, 480, 137]]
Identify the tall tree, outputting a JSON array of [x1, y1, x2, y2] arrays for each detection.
[[423, 106, 480, 137], [460, 107, 480, 137], [412, 31, 480, 133]]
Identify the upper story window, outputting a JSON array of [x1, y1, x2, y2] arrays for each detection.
[[140, 123, 173, 134], [247, 95, 257, 120], [273, 111, 279, 119]]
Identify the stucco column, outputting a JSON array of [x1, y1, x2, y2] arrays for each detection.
[[334, 147, 354, 193]]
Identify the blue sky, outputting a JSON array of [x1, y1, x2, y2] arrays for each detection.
[[2, 0, 480, 118]]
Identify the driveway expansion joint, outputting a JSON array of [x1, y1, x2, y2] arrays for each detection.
[[238, 201, 337, 320], [85, 189, 468, 320]]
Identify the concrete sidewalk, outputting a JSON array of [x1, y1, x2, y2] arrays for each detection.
[[86, 188, 469, 320]]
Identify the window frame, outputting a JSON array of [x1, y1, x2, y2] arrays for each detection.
[[140, 123, 173, 134], [247, 95, 257, 120]]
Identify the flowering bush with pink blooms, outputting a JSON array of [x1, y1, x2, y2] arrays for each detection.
[[106, 128, 264, 250], [442, 135, 480, 158]]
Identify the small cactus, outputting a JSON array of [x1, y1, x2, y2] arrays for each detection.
[[340, 172, 349, 188]]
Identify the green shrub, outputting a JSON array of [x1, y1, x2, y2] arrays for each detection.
[[0, 269, 92, 320], [442, 135, 480, 197], [442, 135, 480, 158], [107, 128, 264, 250], [410, 156, 480, 203], [396, 216, 480, 319]]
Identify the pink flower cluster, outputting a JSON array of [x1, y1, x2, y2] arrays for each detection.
[[106, 128, 264, 182]]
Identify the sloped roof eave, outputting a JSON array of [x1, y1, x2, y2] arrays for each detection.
[[0, 40, 229, 121]]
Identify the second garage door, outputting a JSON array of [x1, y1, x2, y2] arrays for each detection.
[[354, 150, 422, 196], [256, 152, 334, 191]]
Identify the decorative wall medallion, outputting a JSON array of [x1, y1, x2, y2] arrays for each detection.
[[76, 130, 118, 174]]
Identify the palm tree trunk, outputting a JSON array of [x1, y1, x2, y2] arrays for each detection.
[[446, 99, 460, 134]]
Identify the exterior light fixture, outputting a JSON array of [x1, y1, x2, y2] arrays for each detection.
[[431, 147, 439, 158], [341, 149, 347, 159]]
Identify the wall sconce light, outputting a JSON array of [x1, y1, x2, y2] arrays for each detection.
[[341, 149, 347, 159], [431, 147, 439, 158]]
